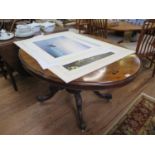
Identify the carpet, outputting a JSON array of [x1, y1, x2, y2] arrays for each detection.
[[106, 93, 155, 135]]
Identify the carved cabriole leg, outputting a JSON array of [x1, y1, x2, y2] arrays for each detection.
[[0, 60, 7, 79], [66, 89, 86, 131], [37, 85, 61, 102], [5, 63, 18, 91]]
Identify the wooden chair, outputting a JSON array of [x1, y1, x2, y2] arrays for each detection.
[[120, 19, 155, 76], [75, 19, 90, 33], [0, 19, 12, 31], [151, 40, 155, 77], [136, 20, 155, 70], [0, 43, 28, 91], [89, 19, 108, 38], [0, 20, 4, 29]]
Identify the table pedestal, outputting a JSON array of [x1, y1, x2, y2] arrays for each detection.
[[37, 84, 112, 131]]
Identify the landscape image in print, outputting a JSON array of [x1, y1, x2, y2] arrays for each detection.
[[64, 52, 114, 71], [34, 36, 91, 58]]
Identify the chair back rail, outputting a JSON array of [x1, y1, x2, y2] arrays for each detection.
[[136, 19, 155, 57], [75, 19, 91, 33], [89, 19, 108, 38]]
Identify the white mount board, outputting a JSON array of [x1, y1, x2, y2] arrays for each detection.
[[15, 31, 135, 83]]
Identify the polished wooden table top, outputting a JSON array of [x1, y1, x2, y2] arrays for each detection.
[[19, 35, 141, 90], [107, 21, 142, 32]]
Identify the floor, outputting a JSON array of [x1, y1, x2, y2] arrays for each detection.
[[0, 66, 155, 135]]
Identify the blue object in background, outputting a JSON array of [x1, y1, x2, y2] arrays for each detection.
[[125, 19, 145, 25]]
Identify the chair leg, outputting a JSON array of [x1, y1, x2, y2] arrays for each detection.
[[5, 63, 18, 91], [152, 64, 155, 77], [0, 62, 7, 79], [149, 54, 155, 68]]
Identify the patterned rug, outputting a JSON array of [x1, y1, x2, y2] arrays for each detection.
[[107, 93, 155, 135]]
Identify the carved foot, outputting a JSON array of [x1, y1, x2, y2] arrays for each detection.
[[37, 85, 60, 102], [94, 91, 112, 101]]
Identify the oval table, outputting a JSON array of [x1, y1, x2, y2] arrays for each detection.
[[107, 21, 143, 43], [19, 40, 141, 131], [107, 21, 142, 32]]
